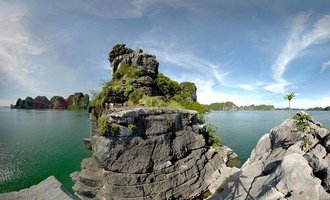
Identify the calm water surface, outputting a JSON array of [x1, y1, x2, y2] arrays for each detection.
[[0, 108, 91, 193], [207, 110, 330, 165]]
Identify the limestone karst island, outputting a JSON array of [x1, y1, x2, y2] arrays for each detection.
[[1, 1, 330, 200]]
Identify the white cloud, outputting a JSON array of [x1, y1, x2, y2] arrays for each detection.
[[321, 59, 330, 72], [265, 13, 330, 93], [70, 0, 154, 19], [238, 81, 264, 91], [275, 96, 330, 109], [0, 2, 44, 94]]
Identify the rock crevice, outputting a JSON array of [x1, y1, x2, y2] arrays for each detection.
[[72, 108, 236, 200], [212, 111, 330, 200]]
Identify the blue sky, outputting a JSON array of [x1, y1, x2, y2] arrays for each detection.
[[1, 0, 330, 108]]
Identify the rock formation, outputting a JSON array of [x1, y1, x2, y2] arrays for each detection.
[[33, 96, 51, 109], [92, 44, 200, 110], [211, 111, 330, 200], [0, 176, 75, 200], [71, 108, 236, 200], [72, 44, 233, 199], [67, 93, 90, 110], [12, 92, 89, 110], [50, 96, 69, 109]]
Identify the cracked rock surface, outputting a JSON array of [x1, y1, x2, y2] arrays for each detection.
[[72, 107, 236, 200], [211, 111, 330, 200]]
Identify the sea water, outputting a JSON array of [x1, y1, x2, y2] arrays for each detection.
[[0, 108, 91, 193]]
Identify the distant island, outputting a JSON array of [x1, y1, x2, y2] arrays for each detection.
[[307, 106, 330, 111], [206, 101, 275, 111], [11, 92, 89, 110]]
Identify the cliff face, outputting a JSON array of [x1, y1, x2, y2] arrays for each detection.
[[71, 108, 236, 200], [212, 111, 330, 200]]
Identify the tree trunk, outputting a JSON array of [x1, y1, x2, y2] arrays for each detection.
[[289, 100, 291, 110]]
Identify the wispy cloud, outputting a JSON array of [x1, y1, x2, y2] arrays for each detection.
[[321, 59, 330, 72], [0, 2, 44, 94], [69, 0, 154, 19], [265, 13, 330, 93]]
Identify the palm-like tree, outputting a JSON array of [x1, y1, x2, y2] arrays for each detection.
[[283, 92, 295, 109]]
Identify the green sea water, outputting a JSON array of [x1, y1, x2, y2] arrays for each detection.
[[0, 108, 91, 193], [207, 110, 330, 165]]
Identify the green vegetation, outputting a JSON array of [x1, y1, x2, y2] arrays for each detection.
[[98, 114, 107, 136], [97, 114, 121, 136], [90, 80, 119, 107], [128, 88, 144, 105], [113, 63, 143, 80], [180, 82, 196, 100], [67, 93, 90, 110], [109, 124, 120, 136], [206, 102, 275, 111], [239, 104, 274, 111], [292, 113, 313, 148], [307, 106, 330, 111], [156, 73, 180, 98], [292, 113, 312, 132], [205, 124, 221, 147], [128, 124, 136, 132], [283, 92, 296, 109], [303, 137, 313, 148], [207, 102, 238, 111], [91, 70, 209, 113], [138, 96, 167, 107]]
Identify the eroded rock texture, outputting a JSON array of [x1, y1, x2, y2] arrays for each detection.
[[212, 111, 330, 200], [72, 108, 235, 200]]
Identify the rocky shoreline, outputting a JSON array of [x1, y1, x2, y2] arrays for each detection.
[[2, 111, 330, 200]]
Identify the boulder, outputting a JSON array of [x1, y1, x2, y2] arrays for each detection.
[[211, 111, 330, 200]]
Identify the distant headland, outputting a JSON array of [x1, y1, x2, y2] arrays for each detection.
[[206, 101, 275, 111], [11, 92, 89, 110]]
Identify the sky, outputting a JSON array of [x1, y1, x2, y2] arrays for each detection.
[[1, 0, 330, 108]]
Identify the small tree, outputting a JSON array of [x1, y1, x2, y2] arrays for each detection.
[[283, 92, 295, 110]]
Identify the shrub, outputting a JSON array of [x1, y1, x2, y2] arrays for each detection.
[[139, 96, 167, 107], [180, 82, 196, 99], [113, 64, 142, 80], [128, 88, 144, 105], [205, 124, 221, 147], [109, 124, 120, 136], [156, 73, 180, 98], [292, 113, 312, 132], [90, 80, 120, 107], [128, 124, 136, 131], [98, 114, 107, 136]]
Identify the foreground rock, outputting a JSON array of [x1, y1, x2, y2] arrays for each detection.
[[0, 176, 76, 200], [212, 111, 330, 200], [72, 107, 236, 200]]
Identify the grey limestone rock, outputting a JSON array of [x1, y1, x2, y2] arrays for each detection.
[[0, 176, 76, 200], [72, 107, 234, 200], [211, 111, 330, 200]]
